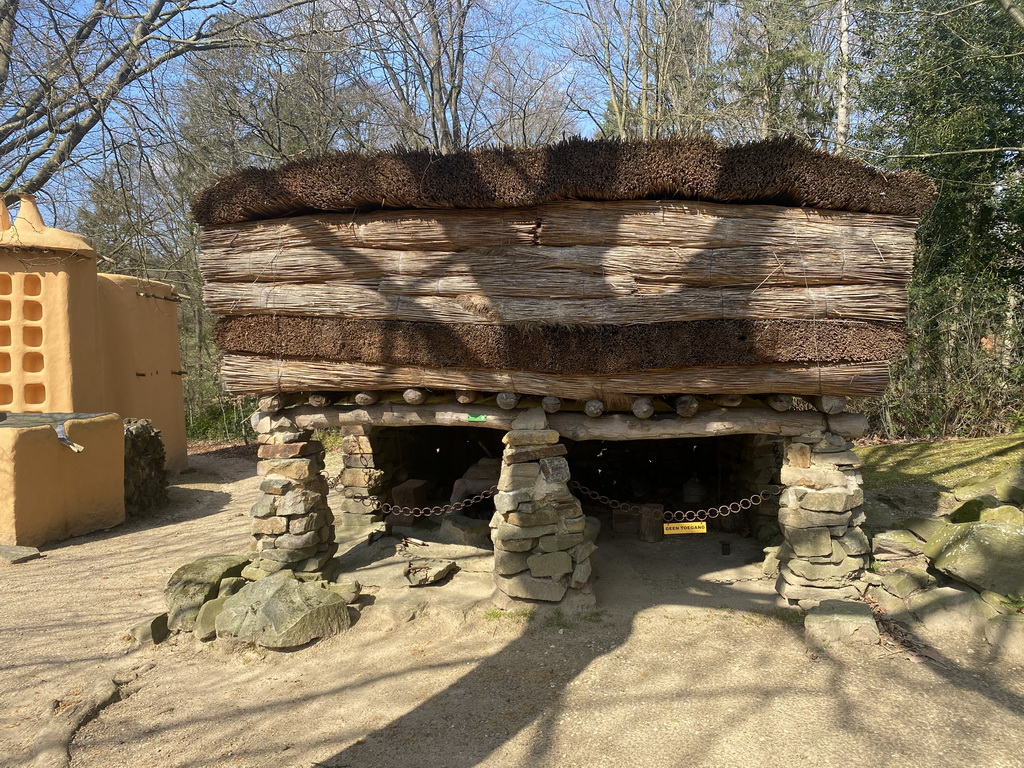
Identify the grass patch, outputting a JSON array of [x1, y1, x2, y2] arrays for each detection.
[[857, 435, 1024, 491], [543, 608, 572, 629], [484, 607, 535, 623], [580, 609, 607, 623]]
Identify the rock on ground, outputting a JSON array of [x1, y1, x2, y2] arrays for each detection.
[[804, 600, 880, 649], [215, 571, 352, 649], [163, 554, 248, 632], [925, 522, 1024, 595]]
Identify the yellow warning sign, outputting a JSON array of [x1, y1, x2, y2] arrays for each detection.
[[664, 522, 707, 535]]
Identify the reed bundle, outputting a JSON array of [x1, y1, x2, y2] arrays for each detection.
[[204, 282, 907, 324], [192, 136, 935, 227], [220, 354, 891, 398], [199, 243, 913, 289], [199, 200, 915, 262]]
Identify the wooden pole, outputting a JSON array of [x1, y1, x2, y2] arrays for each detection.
[[638, 504, 666, 543], [354, 391, 380, 406], [541, 396, 562, 414], [496, 392, 521, 410], [810, 395, 847, 414], [403, 388, 427, 405], [632, 397, 655, 419], [674, 395, 699, 417], [584, 399, 604, 418], [281, 404, 839, 439], [308, 392, 332, 408], [765, 394, 793, 412], [713, 394, 743, 408], [455, 390, 478, 404]]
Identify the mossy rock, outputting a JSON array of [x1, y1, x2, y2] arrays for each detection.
[[926, 522, 1024, 596], [949, 495, 1002, 523], [980, 505, 1024, 525], [994, 468, 1024, 506], [164, 554, 248, 632]]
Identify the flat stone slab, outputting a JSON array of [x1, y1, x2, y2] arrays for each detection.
[[0, 545, 41, 564], [984, 614, 1024, 662], [216, 572, 351, 649], [405, 558, 456, 586], [804, 600, 879, 648], [908, 585, 997, 639]]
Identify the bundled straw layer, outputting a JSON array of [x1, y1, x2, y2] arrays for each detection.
[[214, 317, 906, 374], [193, 136, 934, 226]]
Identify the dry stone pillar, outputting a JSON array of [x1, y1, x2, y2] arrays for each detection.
[[773, 428, 868, 609], [491, 408, 597, 603], [330, 426, 396, 527], [245, 410, 337, 581]]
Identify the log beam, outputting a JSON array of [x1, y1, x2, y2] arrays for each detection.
[[282, 404, 850, 440]]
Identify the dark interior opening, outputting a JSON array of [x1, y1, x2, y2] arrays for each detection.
[[563, 435, 783, 540]]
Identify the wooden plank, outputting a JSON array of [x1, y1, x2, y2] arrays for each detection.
[[203, 282, 907, 324], [219, 354, 892, 398]]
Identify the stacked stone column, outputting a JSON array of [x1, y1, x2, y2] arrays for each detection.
[[490, 408, 596, 603], [244, 410, 337, 581], [738, 436, 783, 541], [330, 426, 397, 527], [774, 429, 869, 609]]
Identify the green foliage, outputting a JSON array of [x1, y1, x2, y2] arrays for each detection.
[[999, 593, 1024, 613], [186, 396, 258, 442], [855, 0, 1024, 437]]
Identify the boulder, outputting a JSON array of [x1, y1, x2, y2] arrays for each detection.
[[837, 528, 870, 556], [994, 468, 1024, 506], [128, 613, 169, 647], [804, 600, 879, 648], [902, 516, 951, 542], [926, 521, 1024, 595], [527, 551, 573, 578], [439, 515, 493, 548], [194, 597, 228, 641], [215, 572, 351, 648], [980, 505, 1024, 525], [164, 554, 248, 631]]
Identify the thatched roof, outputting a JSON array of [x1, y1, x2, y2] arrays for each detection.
[[214, 317, 905, 374], [192, 137, 934, 227]]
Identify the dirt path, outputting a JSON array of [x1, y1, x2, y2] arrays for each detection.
[[2, 448, 1024, 768]]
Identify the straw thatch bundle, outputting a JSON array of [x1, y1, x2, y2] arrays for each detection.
[[193, 136, 934, 225], [195, 138, 931, 400]]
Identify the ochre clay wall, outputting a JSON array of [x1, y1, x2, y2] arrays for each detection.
[[0, 196, 187, 473], [0, 414, 125, 546], [95, 274, 188, 474]]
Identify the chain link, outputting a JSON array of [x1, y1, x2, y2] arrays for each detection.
[[340, 485, 498, 518], [568, 480, 782, 523]]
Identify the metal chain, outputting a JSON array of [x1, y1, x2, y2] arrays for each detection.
[[568, 480, 782, 524], [339, 484, 497, 518]]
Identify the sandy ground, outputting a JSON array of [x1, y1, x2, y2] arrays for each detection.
[[2, 446, 1024, 768]]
